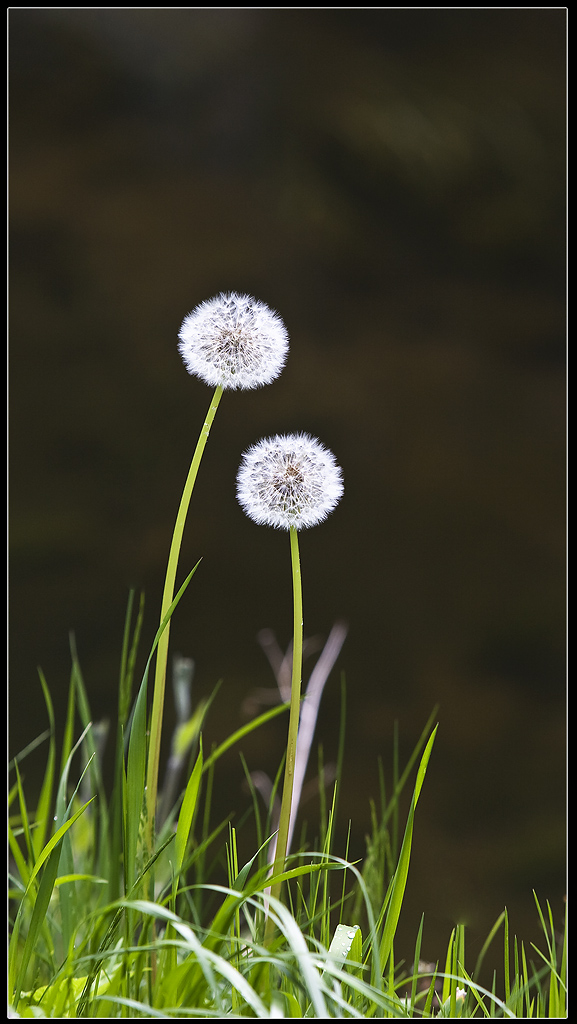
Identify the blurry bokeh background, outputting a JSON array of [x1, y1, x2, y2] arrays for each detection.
[[9, 8, 566, 969]]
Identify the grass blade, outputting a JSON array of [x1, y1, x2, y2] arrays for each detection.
[[174, 746, 203, 875], [379, 725, 437, 975], [33, 669, 57, 859]]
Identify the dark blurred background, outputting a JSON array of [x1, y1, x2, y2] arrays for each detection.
[[9, 8, 566, 969]]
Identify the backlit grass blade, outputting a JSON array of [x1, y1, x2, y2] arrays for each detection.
[[53, 722, 94, 829], [472, 910, 506, 981], [408, 913, 425, 1018], [422, 965, 440, 1017], [124, 670, 148, 896], [33, 669, 56, 859], [107, 590, 146, 905], [174, 746, 203, 875], [59, 669, 77, 794], [69, 636, 107, 814], [503, 906, 511, 1003], [8, 729, 51, 772], [12, 760, 35, 875], [378, 724, 437, 976], [382, 704, 440, 830], [441, 928, 455, 1005], [118, 588, 145, 729], [8, 820, 31, 892], [558, 901, 567, 1017]]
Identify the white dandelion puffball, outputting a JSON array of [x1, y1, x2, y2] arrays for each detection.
[[236, 433, 344, 531], [178, 292, 289, 390]]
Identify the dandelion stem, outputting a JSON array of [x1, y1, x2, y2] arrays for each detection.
[[267, 525, 303, 933], [145, 384, 223, 848]]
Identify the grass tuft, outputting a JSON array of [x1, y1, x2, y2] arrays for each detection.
[[9, 624, 566, 1016]]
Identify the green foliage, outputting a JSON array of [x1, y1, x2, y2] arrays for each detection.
[[8, 621, 566, 1017]]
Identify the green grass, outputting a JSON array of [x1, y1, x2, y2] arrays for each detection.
[[8, 606, 566, 1018]]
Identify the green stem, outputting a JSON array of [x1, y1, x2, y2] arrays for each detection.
[[145, 384, 223, 848], [267, 525, 303, 934]]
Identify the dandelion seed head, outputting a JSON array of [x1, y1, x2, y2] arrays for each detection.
[[236, 433, 344, 530], [178, 292, 289, 390]]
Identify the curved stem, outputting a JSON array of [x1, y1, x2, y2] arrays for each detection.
[[145, 385, 223, 848]]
